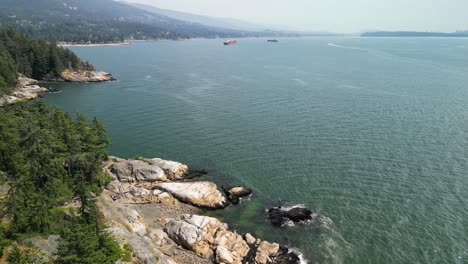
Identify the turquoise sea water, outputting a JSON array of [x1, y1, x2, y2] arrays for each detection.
[[44, 38, 468, 264]]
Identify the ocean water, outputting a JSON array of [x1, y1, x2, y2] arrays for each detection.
[[44, 38, 468, 264]]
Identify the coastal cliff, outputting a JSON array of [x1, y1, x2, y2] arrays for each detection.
[[100, 156, 306, 264]]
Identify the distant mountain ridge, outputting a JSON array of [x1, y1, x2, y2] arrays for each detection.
[[0, 0, 293, 43], [127, 2, 345, 37], [127, 2, 272, 31]]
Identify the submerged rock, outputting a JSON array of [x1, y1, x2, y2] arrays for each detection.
[[157, 182, 228, 209], [268, 206, 312, 227], [182, 169, 208, 179], [223, 186, 253, 205]]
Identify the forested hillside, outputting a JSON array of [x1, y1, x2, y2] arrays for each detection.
[[0, 0, 275, 43], [0, 28, 92, 96], [0, 100, 122, 263]]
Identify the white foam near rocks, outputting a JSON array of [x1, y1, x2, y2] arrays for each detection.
[[291, 248, 309, 264]]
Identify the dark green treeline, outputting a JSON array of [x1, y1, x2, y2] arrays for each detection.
[[0, 28, 93, 96], [0, 100, 121, 263]]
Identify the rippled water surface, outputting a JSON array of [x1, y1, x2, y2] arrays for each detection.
[[45, 38, 468, 264]]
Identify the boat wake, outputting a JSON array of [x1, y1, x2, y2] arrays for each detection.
[[292, 78, 308, 86], [327, 43, 368, 52]]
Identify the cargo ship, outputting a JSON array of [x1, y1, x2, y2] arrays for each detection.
[[267, 39, 279, 42], [223, 39, 237, 45]]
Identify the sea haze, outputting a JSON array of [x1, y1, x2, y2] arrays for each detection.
[[45, 38, 468, 264]]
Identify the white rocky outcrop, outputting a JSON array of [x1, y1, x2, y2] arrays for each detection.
[[109, 226, 175, 264], [58, 70, 113, 82], [255, 241, 281, 264], [106, 156, 189, 182], [0, 76, 48, 106], [215, 230, 250, 264], [98, 193, 178, 264], [157, 182, 228, 209], [100, 156, 304, 264], [109, 159, 166, 182], [105, 180, 179, 205], [147, 158, 189, 180], [164, 214, 249, 264]]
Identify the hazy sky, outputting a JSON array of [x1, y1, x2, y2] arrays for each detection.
[[123, 0, 468, 33]]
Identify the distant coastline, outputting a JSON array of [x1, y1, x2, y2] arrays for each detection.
[[362, 31, 468, 37]]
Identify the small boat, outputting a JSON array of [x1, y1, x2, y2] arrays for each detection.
[[267, 39, 279, 43], [224, 39, 237, 45]]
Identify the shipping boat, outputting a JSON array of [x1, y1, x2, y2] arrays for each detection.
[[267, 39, 279, 42], [223, 39, 237, 45]]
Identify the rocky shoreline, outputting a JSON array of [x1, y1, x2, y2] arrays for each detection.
[[100, 156, 307, 264], [45, 69, 114, 82], [1, 78, 310, 263], [0, 75, 48, 106], [0, 71, 114, 106]]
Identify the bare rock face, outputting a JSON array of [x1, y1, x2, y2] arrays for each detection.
[[148, 158, 189, 180], [58, 70, 113, 82], [0, 75, 48, 106], [10, 85, 48, 100], [105, 180, 131, 194], [152, 189, 179, 205], [17, 75, 38, 86], [164, 214, 249, 263], [129, 186, 151, 197], [109, 159, 167, 182], [164, 214, 224, 258], [133, 161, 167, 182], [105, 180, 180, 205], [148, 229, 171, 247], [255, 241, 280, 264], [214, 230, 250, 264], [157, 182, 228, 209], [98, 194, 177, 264], [244, 233, 256, 245], [106, 156, 189, 183], [109, 226, 175, 264]]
